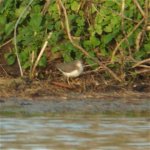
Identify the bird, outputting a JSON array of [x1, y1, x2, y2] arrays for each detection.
[[56, 60, 83, 84]]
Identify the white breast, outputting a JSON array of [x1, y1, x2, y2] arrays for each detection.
[[63, 65, 83, 78]]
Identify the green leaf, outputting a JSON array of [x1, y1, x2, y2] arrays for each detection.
[[51, 46, 60, 52], [20, 50, 29, 64], [32, 5, 41, 13], [0, 16, 6, 35], [91, 4, 97, 14], [104, 25, 112, 33], [86, 58, 96, 66], [95, 14, 103, 24], [111, 16, 120, 26], [102, 34, 114, 44], [38, 55, 47, 67], [1, 0, 13, 12], [49, 31, 62, 45], [4, 22, 15, 37], [15, 6, 27, 18], [54, 21, 61, 30], [88, 50, 95, 58], [95, 24, 102, 35], [68, 14, 77, 21], [29, 13, 42, 32], [83, 40, 92, 50], [4, 53, 16, 65], [63, 53, 72, 62], [90, 36, 100, 47], [22, 61, 30, 69], [100, 46, 108, 56], [134, 50, 146, 60], [104, 1, 116, 7], [144, 44, 150, 52], [71, 1, 79, 12], [76, 17, 85, 27], [0, 15, 6, 25]]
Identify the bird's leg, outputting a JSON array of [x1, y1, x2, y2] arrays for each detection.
[[67, 77, 70, 85]]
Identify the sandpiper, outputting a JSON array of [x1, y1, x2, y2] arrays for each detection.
[[56, 60, 83, 84]]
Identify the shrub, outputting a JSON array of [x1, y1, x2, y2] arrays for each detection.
[[0, 0, 149, 80]]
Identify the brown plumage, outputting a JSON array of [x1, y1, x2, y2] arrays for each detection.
[[56, 60, 83, 84]]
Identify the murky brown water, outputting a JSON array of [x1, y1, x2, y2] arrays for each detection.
[[0, 115, 150, 150]]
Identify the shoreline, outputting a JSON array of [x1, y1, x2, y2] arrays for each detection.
[[0, 78, 150, 116]]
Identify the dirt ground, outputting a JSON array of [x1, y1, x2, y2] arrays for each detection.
[[0, 76, 149, 99], [0, 77, 150, 114]]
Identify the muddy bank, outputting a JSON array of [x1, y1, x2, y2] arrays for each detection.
[[0, 78, 150, 115]]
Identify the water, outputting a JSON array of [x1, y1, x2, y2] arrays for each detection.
[[0, 115, 150, 150]]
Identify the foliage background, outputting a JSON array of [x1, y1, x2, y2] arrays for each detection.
[[0, 0, 149, 81]]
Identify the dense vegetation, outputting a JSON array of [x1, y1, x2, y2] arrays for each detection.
[[0, 0, 150, 82]]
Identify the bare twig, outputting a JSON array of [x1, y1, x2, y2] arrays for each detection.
[[57, 0, 122, 82], [0, 39, 12, 49], [135, 31, 143, 51], [135, 69, 150, 74], [52, 81, 74, 89], [31, 32, 53, 78], [120, 0, 132, 56], [135, 0, 149, 51], [14, 0, 34, 77], [143, 0, 149, 32], [42, 0, 51, 15], [82, 66, 104, 75], [134, 65, 150, 69], [121, 0, 125, 32], [0, 64, 9, 76], [132, 0, 145, 17], [132, 58, 150, 68]]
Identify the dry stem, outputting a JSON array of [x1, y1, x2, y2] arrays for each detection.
[[135, 69, 150, 74], [121, 0, 132, 57], [42, 0, 51, 15], [0, 64, 9, 76], [134, 0, 149, 51], [132, 58, 150, 68], [31, 32, 53, 78], [14, 0, 34, 77], [0, 39, 12, 49], [132, 0, 145, 17]]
